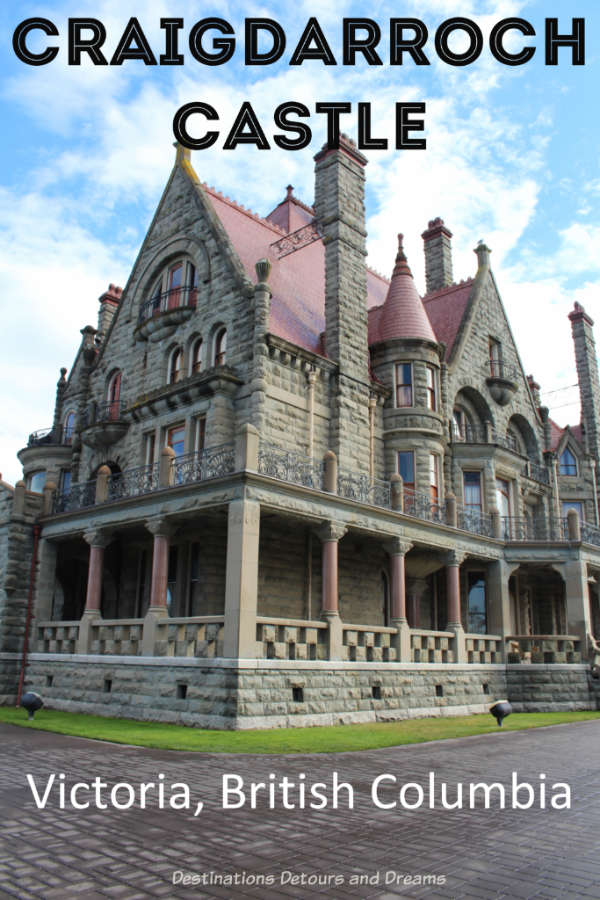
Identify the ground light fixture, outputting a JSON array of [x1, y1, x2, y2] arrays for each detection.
[[20, 692, 43, 720], [489, 699, 512, 726]]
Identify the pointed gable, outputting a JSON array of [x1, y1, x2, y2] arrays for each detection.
[[371, 235, 436, 344]]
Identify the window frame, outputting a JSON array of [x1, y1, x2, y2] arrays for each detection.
[[214, 328, 227, 367], [168, 347, 184, 385], [425, 365, 437, 411], [395, 362, 413, 408], [559, 447, 577, 476]]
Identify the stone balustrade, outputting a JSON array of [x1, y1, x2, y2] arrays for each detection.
[[255, 617, 328, 660], [465, 633, 502, 663], [36, 621, 80, 654], [155, 617, 224, 658], [89, 619, 144, 656], [506, 635, 582, 664], [341, 624, 397, 662], [410, 629, 455, 663]]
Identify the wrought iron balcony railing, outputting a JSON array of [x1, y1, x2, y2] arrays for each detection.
[[27, 425, 74, 447], [523, 460, 550, 485], [581, 521, 600, 548], [53, 445, 236, 514], [138, 285, 197, 323], [172, 445, 236, 486], [54, 480, 96, 514], [487, 360, 520, 381], [81, 401, 127, 428], [456, 506, 494, 538], [258, 446, 323, 490], [107, 464, 159, 502]]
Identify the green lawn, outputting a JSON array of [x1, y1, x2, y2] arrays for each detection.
[[1, 707, 598, 753]]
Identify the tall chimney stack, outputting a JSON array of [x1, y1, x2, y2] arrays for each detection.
[[313, 135, 370, 470], [569, 302, 600, 463], [422, 218, 453, 294]]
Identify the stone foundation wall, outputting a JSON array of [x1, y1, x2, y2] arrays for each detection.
[[15, 656, 599, 729], [0, 654, 19, 705], [507, 664, 600, 712]]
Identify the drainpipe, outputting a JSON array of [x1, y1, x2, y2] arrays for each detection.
[[590, 459, 599, 526], [16, 524, 41, 706]]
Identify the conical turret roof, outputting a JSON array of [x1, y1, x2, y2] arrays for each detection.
[[379, 235, 436, 343]]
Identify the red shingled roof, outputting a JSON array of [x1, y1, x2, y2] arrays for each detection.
[[370, 235, 436, 344], [422, 280, 473, 359], [202, 182, 474, 359], [266, 186, 315, 233]]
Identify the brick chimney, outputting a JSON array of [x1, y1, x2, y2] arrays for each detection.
[[97, 284, 122, 341], [421, 218, 453, 294], [313, 135, 370, 469], [569, 302, 600, 463]]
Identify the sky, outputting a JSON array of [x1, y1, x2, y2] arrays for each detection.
[[0, 0, 599, 485]]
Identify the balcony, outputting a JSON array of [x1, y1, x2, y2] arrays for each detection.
[[485, 359, 519, 406], [80, 401, 129, 450], [135, 285, 197, 342], [27, 425, 73, 447]]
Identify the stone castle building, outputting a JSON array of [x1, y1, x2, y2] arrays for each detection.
[[2, 138, 600, 727]]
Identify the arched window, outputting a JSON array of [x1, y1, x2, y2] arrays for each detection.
[[106, 371, 122, 420], [191, 338, 203, 375], [142, 259, 199, 321], [452, 408, 473, 441], [168, 347, 183, 384], [214, 328, 227, 366], [560, 447, 577, 476], [63, 410, 75, 445]]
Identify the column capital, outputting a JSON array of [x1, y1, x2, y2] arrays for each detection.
[[316, 520, 347, 543], [446, 549, 467, 567], [83, 529, 112, 549], [384, 537, 413, 557], [145, 516, 174, 538]]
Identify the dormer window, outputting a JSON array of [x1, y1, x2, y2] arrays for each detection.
[[559, 447, 577, 476], [169, 347, 184, 384], [214, 328, 227, 366]]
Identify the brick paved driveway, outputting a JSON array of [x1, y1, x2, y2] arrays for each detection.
[[1, 720, 599, 900]]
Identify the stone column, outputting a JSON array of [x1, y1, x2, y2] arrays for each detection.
[[385, 537, 413, 661], [446, 550, 466, 662], [316, 521, 347, 660], [77, 529, 112, 653], [223, 497, 260, 658], [487, 560, 518, 661], [142, 517, 174, 655], [561, 557, 593, 646]]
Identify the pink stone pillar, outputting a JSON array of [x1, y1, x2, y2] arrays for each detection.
[[317, 522, 347, 614], [146, 518, 173, 610], [386, 538, 413, 622], [83, 530, 112, 613], [446, 551, 463, 627]]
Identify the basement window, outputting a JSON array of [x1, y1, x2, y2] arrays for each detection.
[[372, 685, 382, 700], [292, 687, 304, 703], [177, 683, 188, 700]]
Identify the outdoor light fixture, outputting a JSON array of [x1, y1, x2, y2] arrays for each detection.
[[21, 691, 43, 720], [489, 699, 512, 726]]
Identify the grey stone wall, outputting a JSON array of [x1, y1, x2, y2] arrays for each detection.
[[18, 656, 599, 728]]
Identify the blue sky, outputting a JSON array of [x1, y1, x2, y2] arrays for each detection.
[[1, 0, 599, 484]]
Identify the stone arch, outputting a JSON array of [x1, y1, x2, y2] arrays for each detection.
[[507, 413, 540, 461], [126, 235, 211, 322], [452, 386, 495, 437]]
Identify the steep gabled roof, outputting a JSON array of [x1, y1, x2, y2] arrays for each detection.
[[422, 279, 474, 358], [266, 185, 315, 233]]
